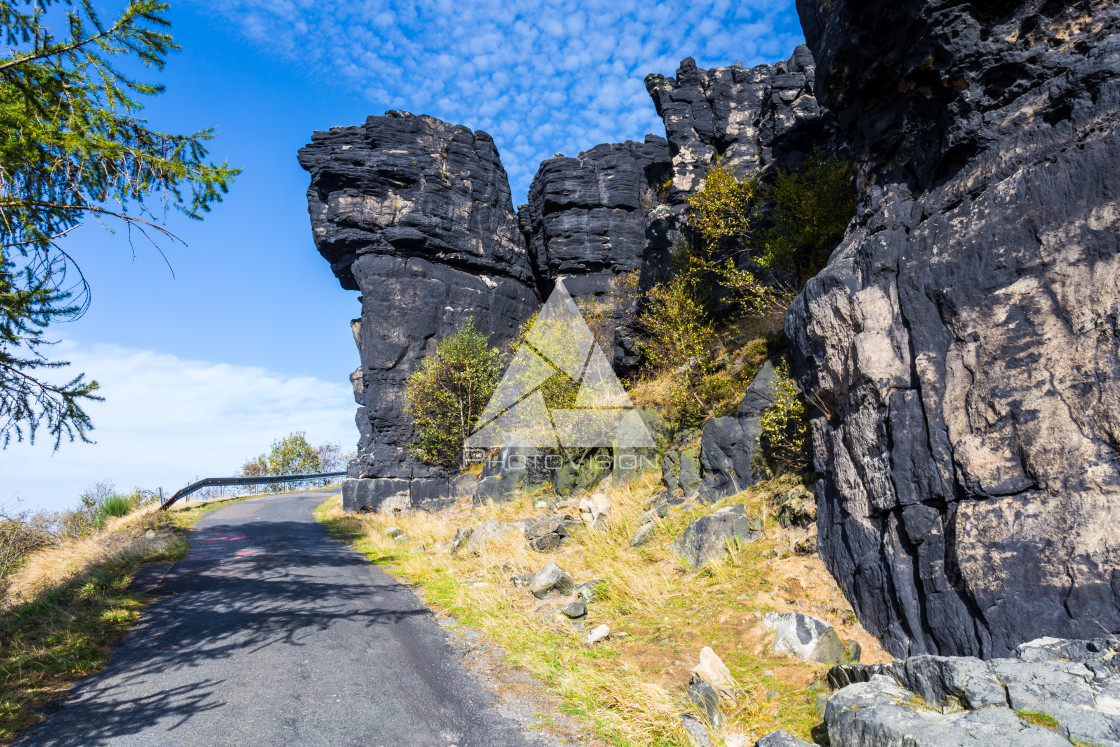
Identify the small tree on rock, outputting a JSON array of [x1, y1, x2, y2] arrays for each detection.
[[405, 318, 501, 470]]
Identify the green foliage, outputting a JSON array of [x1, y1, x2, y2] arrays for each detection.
[[757, 152, 856, 276], [686, 159, 758, 245], [635, 274, 721, 425], [0, 1, 238, 449], [511, 311, 578, 410], [239, 432, 331, 492], [95, 493, 133, 523], [753, 359, 811, 479], [406, 318, 502, 470]]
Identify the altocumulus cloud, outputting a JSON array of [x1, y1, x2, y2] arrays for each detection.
[[191, 0, 804, 199], [1, 341, 355, 511]]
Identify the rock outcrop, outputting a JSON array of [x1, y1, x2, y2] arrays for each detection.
[[645, 45, 828, 197], [520, 137, 672, 300], [299, 112, 539, 511], [816, 637, 1120, 747], [786, 1, 1120, 657]]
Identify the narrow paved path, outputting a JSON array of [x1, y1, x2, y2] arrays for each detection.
[[19, 490, 535, 747]]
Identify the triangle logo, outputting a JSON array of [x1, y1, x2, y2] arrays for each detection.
[[466, 279, 655, 450]]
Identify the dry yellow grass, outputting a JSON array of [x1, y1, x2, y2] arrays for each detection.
[[0, 494, 257, 742], [318, 471, 889, 746]]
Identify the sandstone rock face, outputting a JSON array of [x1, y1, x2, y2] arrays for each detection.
[[819, 637, 1120, 747], [520, 137, 672, 300], [786, 1, 1120, 657], [645, 46, 828, 196], [299, 112, 540, 510]]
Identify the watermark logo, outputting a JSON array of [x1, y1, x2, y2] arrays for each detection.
[[465, 280, 654, 456]]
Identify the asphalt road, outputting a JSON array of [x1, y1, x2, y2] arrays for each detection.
[[18, 490, 536, 747]]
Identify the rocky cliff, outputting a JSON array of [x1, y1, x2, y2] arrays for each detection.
[[298, 113, 539, 511], [786, 0, 1120, 658]]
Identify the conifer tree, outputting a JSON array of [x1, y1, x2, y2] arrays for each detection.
[[0, 1, 238, 448]]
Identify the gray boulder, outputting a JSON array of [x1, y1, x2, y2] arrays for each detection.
[[526, 562, 574, 599], [687, 680, 721, 728], [465, 519, 520, 555], [822, 637, 1120, 747], [825, 675, 1069, 747], [764, 612, 852, 664], [629, 522, 655, 548], [670, 505, 760, 570], [698, 359, 781, 500], [754, 732, 814, 747]]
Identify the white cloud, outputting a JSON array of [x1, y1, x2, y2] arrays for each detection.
[[1, 341, 356, 512], [188, 0, 804, 201]]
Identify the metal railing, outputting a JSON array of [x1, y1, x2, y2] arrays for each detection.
[[158, 472, 347, 511]]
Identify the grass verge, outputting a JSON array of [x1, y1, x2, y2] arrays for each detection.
[[316, 473, 887, 746], [0, 493, 261, 743]]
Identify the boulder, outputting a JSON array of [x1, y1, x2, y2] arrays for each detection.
[[629, 522, 655, 548], [670, 505, 760, 570], [754, 732, 814, 747], [679, 713, 710, 747], [825, 675, 1069, 747], [764, 612, 852, 664], [788, 0, 1120, 657], [662, 429, 702, 502], [465, 519, 520, 555], [561, 601, 587, 619], [526, 562, 574, 599], [691, 647, 736, 703], [687, 680, 721, 728], [573, 580, 607, 605], [821, 637, 1120, 747], [585, 624, 611, 645], [698, 359, 781, 500]]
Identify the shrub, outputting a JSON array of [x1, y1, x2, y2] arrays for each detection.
[[95, 493, 134, 524], [757, 152, 857, 276], [635, 275, 721, 425], [753, 359, 811, 478], [406, 318, 502, 470], [686, 160, 758, 246]]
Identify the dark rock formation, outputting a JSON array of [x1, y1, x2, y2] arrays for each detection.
[[520, 137, 672, 300], [698, 358, 780, 499], [670, 504, 760, 570], [815, 637, 1120, 747], [299, 113, 539, 510], [645, 45, 828, 197], [786, 1, 1120, 657]]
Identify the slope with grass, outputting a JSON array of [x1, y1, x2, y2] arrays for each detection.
[[0, 493, 262, 743], [317, 473, 889, 745]]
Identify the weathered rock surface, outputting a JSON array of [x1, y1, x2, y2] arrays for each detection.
[[300, 113, 539, 510], [754, 731, 813, 747], [817, 637, 1120, 747], [645, 46, 828, 197], [787, 0, 1120, 657], [520, 137, 671, 301], [764, 612, 853, 664], [698, 359, 781, 500], [670, 505, 760, 570]]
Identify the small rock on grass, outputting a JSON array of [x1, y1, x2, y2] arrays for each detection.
[[393, 533, 410, 543], [678, 713, 710, 746], [691, 647, 737, 704], [688, 679, 721, 727], [574, 579, 607, 604], [585, 624, 610, 644], [384, 527, 403, 538], [630, 522, 655, 547], [527, 562, 574, 599], [561, 601, 587, 618], [754, 731, 814, 747]]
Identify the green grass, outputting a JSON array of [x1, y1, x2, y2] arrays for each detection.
[[0, 492, 272, 743], [1016, 710, 1060, 731]]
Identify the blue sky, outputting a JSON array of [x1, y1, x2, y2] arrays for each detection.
[[2, 1, 804, 510]]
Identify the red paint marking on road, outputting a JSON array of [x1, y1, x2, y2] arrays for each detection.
[[205, 534, 246, 542], [234, 549, 259, 556]]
